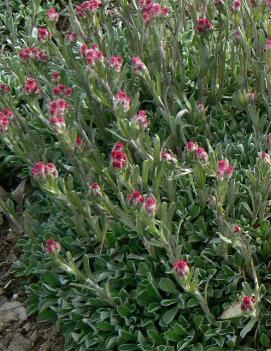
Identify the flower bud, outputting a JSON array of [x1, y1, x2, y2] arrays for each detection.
[[46, 239, 61, 254], [90, 183, 102, 197], [233, 225, 241, 233], [241, 296, 255, 312], [144, 195, 157, 215], [47, 8, 59, 21], [127, 190, 144, 208], [173, 259, 190, 277]]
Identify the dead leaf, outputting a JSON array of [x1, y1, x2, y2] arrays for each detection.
[[12, 179, 33, 204], [219, 302, 243, 319]]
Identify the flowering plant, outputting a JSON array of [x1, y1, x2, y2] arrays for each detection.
[[0, 0, 271, 350]]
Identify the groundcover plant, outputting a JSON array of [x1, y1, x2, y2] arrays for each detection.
[[1, 0, 271, 350]]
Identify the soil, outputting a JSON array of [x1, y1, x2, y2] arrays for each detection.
[[0, 213, 65, 351]]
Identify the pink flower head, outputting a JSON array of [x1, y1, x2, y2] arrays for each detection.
[[75, 136, 84, 149], [127, 190, 144, 207], [81, 44, 104, 65], [113, 91, 132, 112], [24, 78, 40, 95], [0, 114, 10, 133], [111, 150, 128, 169], [53, 84, 74, 97], [111, 141, 125, 156], [37, 27, 52, 43], [265, 39, 271, 50], [111, 141, 127, 168], [215, 0, 224, 7], [233, 224, 241, 233], [76, 0, 102, 17], [90, 182, 102, 197], [19, 48, 34, 61], [0, 83, 11, 94], [109, 56, 124, 72], [260, 151, 271, 163], [230, 0, 242, 11], [49, 98, 70, 117], [32, 161, 58, 179], [19, 47, 47, 62], [195, 147, 208, 161], [2, 108, 13, 119], [32, 162, 46, 178], [241, 296, 255, 311], [65, 32, 78, 42], [144, 195, 157, 215], [50, 116, 66, 132], [51, 71, 61, 81], [46, 239, 61, 254], [45, 162, 58, 177], [161, 147, 177, 164], [185, 141, 198, 152], [47, 8, 59, 21], [131, 110, 150, 129], [173, 259, 190, 277], [140, 0, 170, 23], [196, 18, 213, 34], [217, 159, 234, 179], [131, 57, 147, 72]]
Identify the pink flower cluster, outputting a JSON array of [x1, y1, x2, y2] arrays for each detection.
[[47, 8, 59, 21], [76, 136, 84, 149], [65, 32, 78, 42], [113, 91, 132, 112], [217, 159, 234, 179], [233, 224, 241, 233], [0, 83, 11, 94], [265, 39, 271, 51], [46, 239, 61, 254], [185, 141, 208, 161], [260, 151, 271, 163], [24, 78, 40, 95], [50, 117, 66, 132], [51, 71, 61, 81], [109, 56, 124, 72], [215, 0, 224, 7], [81, 44, 104, 65], [230, 0, 242, 11], [90, 182, 102, 197], [49, 98, 70, 117], [139, 0, 170, 24], [76, 0, 102, 16], [131, 110, 149, 129], [32, 161, 58, 179], [128, 190, 157, 215], [173, 259, 190, 277], [161, 147, 177, 164], [37, 28, 52, 43], [127, 190, 144, 208], [0, 108, 13, 133], [111, 142, 128, 169], [131, 57, 147, 73], [144, 195, 157, 215], [53, 84, 74, 97], [241, 296, 255, 311], [19, 47, 47, 62], [196, 18, 213, 34]]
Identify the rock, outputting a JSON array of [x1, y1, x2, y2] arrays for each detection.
[[7, 333, 31, 351], [0, 295, 8, 308], [29, 330, 38, 343], [23, 323, 31, 332], [0, 301, 27, 322]]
